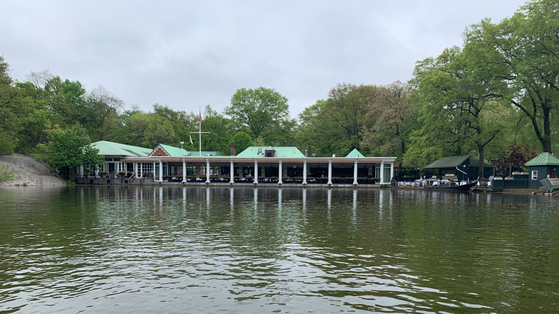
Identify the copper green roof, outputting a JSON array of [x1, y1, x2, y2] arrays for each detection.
[[424, 156, 469, 169], [159, 144, 188, 157], [157, 144, 223, 157], [525, 152, 559, 166], [237, 146, 305, 158], [346, 149, 365, 158], [91, 141, 152, 157]]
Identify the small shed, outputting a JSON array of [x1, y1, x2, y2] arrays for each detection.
[[525, 152, 559, 189], [424, 155, 494, 181]]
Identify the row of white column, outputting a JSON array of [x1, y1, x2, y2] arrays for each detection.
[[150, 159, 394, 185]]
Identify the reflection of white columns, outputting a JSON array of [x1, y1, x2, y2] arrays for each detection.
[[302, 189, 307, 222], [182, 186, 187, 209], [353, 159, 359, 185], [303, 159, 308, 185], [159, 160, 163, 182], [327, 189, 332, 221], [278, 159, 283, 185], [254, 159, 258, 184], [278, 188, 282, 210], [205, 159, 211, 184], [352, 189, 357, 225], [182, 159, 186, 183], [230, 159, 234, 185], [327, 159, 333, 185], [206, 187, 210, 207], [254, 188, 258, 210], [380, 161, 385, 184], [230, 187, 234, 212]]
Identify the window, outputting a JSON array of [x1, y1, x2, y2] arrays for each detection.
[[531, 170, 538, 180]]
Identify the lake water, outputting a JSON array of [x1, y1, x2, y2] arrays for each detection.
[[1, 186, 558, 313]]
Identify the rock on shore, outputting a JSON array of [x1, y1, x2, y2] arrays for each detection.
[[0, 154, 66, 186]]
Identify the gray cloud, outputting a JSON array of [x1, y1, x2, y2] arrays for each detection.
[[1, 0, 527, 118]]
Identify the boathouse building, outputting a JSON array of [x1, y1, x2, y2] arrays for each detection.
[[79, 141, 396, 185]]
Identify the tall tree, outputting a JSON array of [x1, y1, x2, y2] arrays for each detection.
[[0, 56, 20, 153], [86, 86, 124, 141], [320, 83, 379, 155], [37, 124, 103, 180], [406, 46, 504, 178], [363, 81, 417, 169], [467, 0, 559, 152], [225, 87, 290, 139], [295, 100, 326, 156]]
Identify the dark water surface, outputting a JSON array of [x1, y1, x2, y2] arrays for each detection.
[[1, 186, 558, 313]]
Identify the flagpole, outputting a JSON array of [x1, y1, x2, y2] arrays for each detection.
[[190, 106, 210, 157]]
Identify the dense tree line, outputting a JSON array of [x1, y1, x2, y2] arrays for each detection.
[[0, 0, 556, 180]]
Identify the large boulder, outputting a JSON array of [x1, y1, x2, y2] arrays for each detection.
[[0, 154, 66, 186]]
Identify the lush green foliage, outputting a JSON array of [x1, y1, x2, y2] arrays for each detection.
[[38, 124, 104, 179], [0, 164, 18, 182]]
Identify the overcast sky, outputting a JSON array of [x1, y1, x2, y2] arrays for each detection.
[[2, 0, 528, 118]]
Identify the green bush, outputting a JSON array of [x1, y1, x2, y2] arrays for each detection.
[[0, 164, 18, 182]]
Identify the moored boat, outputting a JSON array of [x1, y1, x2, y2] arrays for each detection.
[[424, 181, 478, 192]]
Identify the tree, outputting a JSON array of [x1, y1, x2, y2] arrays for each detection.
[[405, 45, 504, 178], [295, 100, 326, 156], [38, 124, 103, 180], [362, 81, 417, 170], [225, 87, 290, 139], [322, 84, 378, 154], [86, 86, 124, 141], [0, 164, 18, 182], [231, 131, 254, 155], [43, 76, 88, 129], [190, 105, 237, 155], [467, 0, 559, 152]]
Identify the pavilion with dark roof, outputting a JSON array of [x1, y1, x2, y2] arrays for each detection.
[[423, 155, 494, 181]]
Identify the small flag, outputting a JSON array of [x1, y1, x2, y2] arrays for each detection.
[[189, 135, 193, 145], [199, 112, 202, 124]]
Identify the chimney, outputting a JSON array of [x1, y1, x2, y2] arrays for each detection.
[[180, 141, 184, 149], [230, 143, 236, 156]]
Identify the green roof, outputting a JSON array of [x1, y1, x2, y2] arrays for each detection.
[[159, 144, 188, 157], [525, 152, 559, 166], [237, 146, 305, 158], [157, 144, 223, 157], [346, 149, 365, 158], [91, 141, 152, 157], [424, 156, 469, 169]]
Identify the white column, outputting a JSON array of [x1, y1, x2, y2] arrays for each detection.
[[205, 159, 211, 184], [278, 159, 283, 185], [303, 159, 307, 185], [159, 160, 163, 182], [230, 159, 235, 185], [182, 159, 186, 183], [79, 165, 84, 177], [327, 159, 333, 185], [140, 163, 143, 178], [253, 159, 258, 184], [390, 162, 394, 182], [380, 161, 385, 184], [353, 159, 359, 185]]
